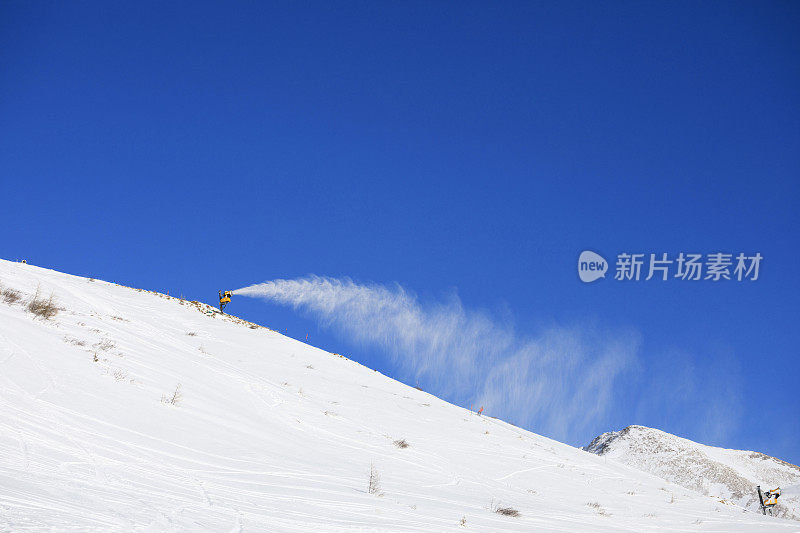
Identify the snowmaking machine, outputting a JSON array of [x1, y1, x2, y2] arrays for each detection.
[[218, 290, 232, 313], [757, 485, 781, 515]]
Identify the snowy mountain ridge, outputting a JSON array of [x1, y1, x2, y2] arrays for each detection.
[[584, 425, 800, 521], [0, 259, 796, 531]]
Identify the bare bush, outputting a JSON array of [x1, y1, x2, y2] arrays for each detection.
[[587, 501, 610, 516], [489, 499, 520, 517], [28, 289, 59, 319], [393, 439, 410, 449], [94, 339, 116, 351], [186, 331, 197, 336], [493, 505, 520, 517], [63, 336, 86, 346], [161, 384, 182, 405], [2, 287, 21, 305], [368, 463, 381, 495], [460, 516, 467, 526]]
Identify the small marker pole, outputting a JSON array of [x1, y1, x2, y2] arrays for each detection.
[[757, 485, 766, 515]]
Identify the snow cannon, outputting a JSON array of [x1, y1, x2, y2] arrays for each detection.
[[757, 485, 781, 515], [218, 290, 232, 313]]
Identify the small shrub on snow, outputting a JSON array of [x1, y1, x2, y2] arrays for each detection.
[[1, 287, 22, 304], [368, 463, 381, 495], [587, 501, 610, 516], [63, 336, 86, 346], [27, 288, 59, 319], [393, 439, 410, 449], [161, 384, 183, 406], [490, 499, 520, 517], [94, 339, 116, 351], [494, 506, 520, 517]]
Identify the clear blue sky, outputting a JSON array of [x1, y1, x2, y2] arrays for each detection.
[[2, 2, 798, 462]]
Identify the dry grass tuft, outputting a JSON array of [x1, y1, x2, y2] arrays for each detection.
[[393, 439, 410, 449], [161, 384, 183, 405], [368, 463, 381, 495], [63, 336, 86, 346], [94, 339, 116, 351], [587, 501, 610, 516], [491, 499, 520, 517], [2, 287, 22, 305], [28, 288, 59, 319]]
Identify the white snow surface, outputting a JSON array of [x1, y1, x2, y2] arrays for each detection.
[[584, 425, 800, 521], [0, 259, 797, 532]]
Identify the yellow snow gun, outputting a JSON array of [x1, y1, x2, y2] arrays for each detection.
[[757, 485, 781, 515], [218, 290, 232, 312]]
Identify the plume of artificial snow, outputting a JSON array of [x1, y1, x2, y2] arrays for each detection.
[[235, 276, 640, 443]]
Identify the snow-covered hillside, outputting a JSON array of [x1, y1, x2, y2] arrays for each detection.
[[584, 425, 800, 521], [0, 259, 796, 531]]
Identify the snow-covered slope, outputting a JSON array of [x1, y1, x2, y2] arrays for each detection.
[[0, 259, 796, 532], [584, 425, 800, 521]]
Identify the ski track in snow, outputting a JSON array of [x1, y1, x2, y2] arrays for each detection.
[[0, 259, 797, 532]]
